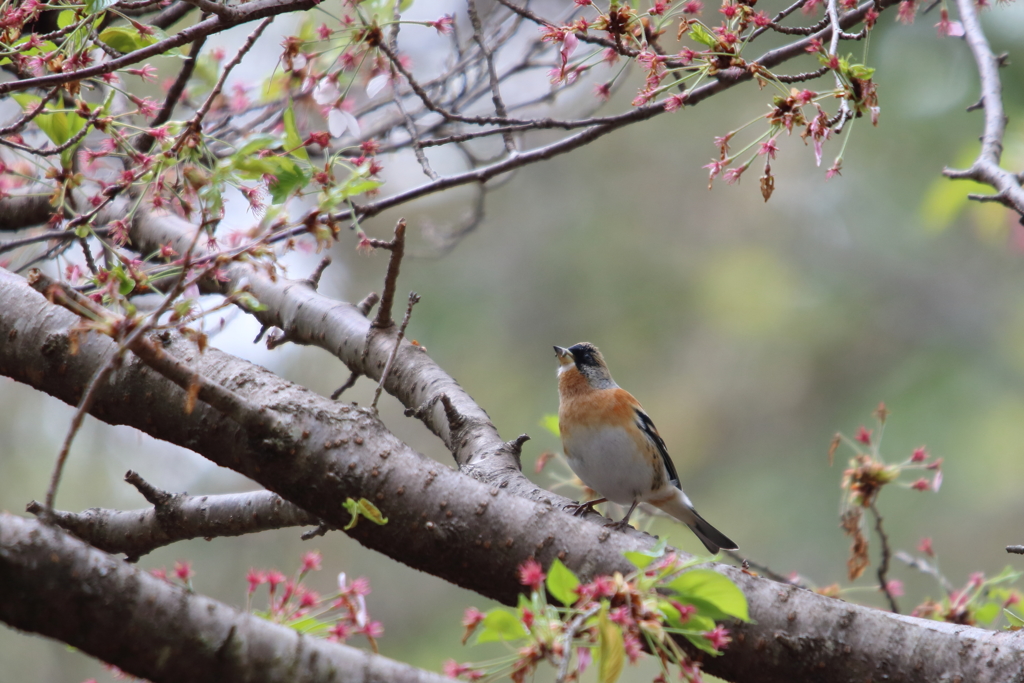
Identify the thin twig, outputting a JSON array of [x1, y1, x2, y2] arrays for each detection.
[[467, 0, 517, 154], [869, 501, 899, 613], [556, 605, 601, 683], [370, 219, 407, 329], [42, 355, 123, 522], [307, 255, 332, 290], [371, 291, 420, 411]]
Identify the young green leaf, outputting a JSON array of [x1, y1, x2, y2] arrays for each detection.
[[540, 414, 560, 437], [1004, 608, 1024, 629], [342, 498, 389, 530], [596, 606, 625, 683], [475, 608, 529, 643], [670, 569, 749, 622], [87, 0, 119, 13], [98, 25, 158, 53], [689, 23, 717, 47], [283, 101, 309, 161], [546, 559, 580, 606]]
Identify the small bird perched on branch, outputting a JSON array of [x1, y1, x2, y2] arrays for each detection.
[[553, 342, 737, 554]]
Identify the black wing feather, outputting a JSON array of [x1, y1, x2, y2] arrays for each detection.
[[634, 408, 680, 489]]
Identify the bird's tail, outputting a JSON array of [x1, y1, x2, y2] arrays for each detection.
[[651, 490, 738, 554]]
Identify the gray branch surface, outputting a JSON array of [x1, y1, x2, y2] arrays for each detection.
[[0, 512, 458, 683], [944, 0, 1024, 216], [27, 489, 318, 560], [4, 266, 1024, 683]]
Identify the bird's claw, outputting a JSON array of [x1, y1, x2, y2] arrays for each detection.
[[564, 502, 594, 517]]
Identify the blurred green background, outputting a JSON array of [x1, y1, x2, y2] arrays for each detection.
[[4, 1, 1024, 681]]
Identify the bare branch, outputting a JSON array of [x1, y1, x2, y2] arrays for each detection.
[[370, 218, 407, 330], [869, 501, 899, 613], [27, 484, 318, 560], [942, 0, 1024, 217], [371, 291, 420, 411]]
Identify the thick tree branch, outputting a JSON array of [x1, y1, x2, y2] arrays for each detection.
[[0, 513, 458, 683], [4, 266, 1024, 683]]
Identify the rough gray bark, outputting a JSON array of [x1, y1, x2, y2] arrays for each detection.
[[0, 513, 458, 683], [26, 489, 318, 561], [4, 265, 1024, 683]]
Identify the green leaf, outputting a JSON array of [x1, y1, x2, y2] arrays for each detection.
[[235, 292, 268, 312], [98, 25, 157, 53], [975, 602, 1001, 625], [540, 414, 560, 437], [846, 63, 875, 80], [623, 539, 668, 570], [689, 23, 716, 47], [234, 134, 280, 160], [475, 608, 529, 643], [87, 0, 119, 12], [283, 101, 309, 161], [1005, 608, 1024, 629], [287, 614, 333, 634], [57, 10, 77, 28], [546, 559, 580, 606], [670, 569, 749, 622], [596, 606, 624, 683], [342, 498, 388, 530], [267, 158, 311, 204]]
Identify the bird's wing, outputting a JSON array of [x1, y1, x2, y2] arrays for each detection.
[[632, 405, 681, 490]]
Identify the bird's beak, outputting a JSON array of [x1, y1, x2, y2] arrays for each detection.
[[553, 346, 574, 366]]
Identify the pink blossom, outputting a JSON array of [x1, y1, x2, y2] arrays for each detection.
[[753, 10, 771, 26], [267, 570, 286, 591], [855, 426, 872, 445], [723, 165, 746, 185], [935, 8, 964, 36], [704, 158, 726, 187], [623, 633, 643, 663], [428, 14, 454, 35], [174, 561, 194, 582], [758, 136, 779, 159], [301, 551, 322, 573], [885, 579, 904, 597], [896, 0, 917, 23], [518, 559, 545, 590], [127, 64, 158, 82], [463, 607, 485, 628], [664, 93, 686, 112], [317, 23, 333, 39], [805, 38, 823, 54], [802, 0, 823, 13], [682, 0, 703, 13], [911, 447, 928, 463], [704, 625, 731, 651], [594, 82, 612, 100], [918, 537, 934, 556], [910, 478, 929, 491]]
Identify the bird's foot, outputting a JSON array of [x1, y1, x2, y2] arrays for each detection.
[[603, 518, 635, 532], [564, 498, 606, 517]]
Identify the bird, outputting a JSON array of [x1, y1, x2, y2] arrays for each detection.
[[553, 342, 737, 553]]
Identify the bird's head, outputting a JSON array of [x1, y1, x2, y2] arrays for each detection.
[[553, 342, 615, 389]]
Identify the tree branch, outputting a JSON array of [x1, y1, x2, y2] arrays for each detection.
[[942, 0, 1024, 217], [27, 479, 319, 561], [0, 512, 458, 683], [4, 265, 1024, 682]]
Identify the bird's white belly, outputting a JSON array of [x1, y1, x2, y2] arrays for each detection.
[[563, 426, 654, 505]]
